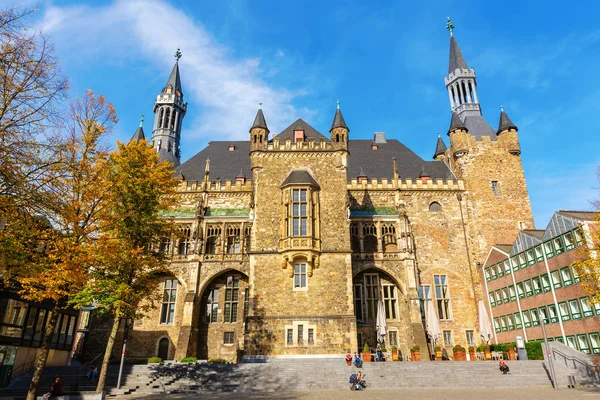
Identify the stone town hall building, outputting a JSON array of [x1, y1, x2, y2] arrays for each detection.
[[123, 28, 534, 362]]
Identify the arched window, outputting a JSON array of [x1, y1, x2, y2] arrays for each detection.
[[244, 224, 251, 254], [157, 337, 169, 359], [167, 141, 172, 153], [170, 110, 176, 130], [177, 227, 191, 255], [226, 225, 241, 254], [158, 140, 162, 151], [350, 223, 360, 253], [158, 108, 164, 128], [381, 224, 397, 252], [429, 202, 442, 212], [160, 279, 177, 324], [336, 134, 339, 142], [205, 225, 221, 254], [165, 108, 171, 129], [363, 223, 378, 253], [160, 237, 171, 254]]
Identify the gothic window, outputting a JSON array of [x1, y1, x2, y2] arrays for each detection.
[[364, 273, 379, 320], [158, 108, 164, 128], [165, 108, 171, 129], [167, 141, 172, 153], [158, 140, 162, 151], [434, 274, 452, 320], [429, 202, 442, 212], [291, 189, 308, 236], [419, 284, 432, 321], [363, 223, 377, 253], [381, 224, 397, 252], [170, 110, 176, 130], [205, 288, 219, 323], [160, 237, 171, 254], [177, 227, 191, 255], [353, 284, 364, 321], [226, 225, 241, 254], [382, 284, 398, 319], [350, 223, 360, 253], [244, 225, 251, 253], [224, 276, 239, 323], [294, 261, 307, 289], [160, 279, 177, 324], [206, 225, 221, 254]]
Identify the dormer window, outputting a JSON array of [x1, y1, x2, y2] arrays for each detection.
[[166, 85, 173, 94], [294, 130, 305, 143], [228, 144, 235, 151], [371, 144, 378, 150]]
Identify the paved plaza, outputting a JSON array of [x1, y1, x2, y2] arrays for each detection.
[[133, 388, 600, 400]]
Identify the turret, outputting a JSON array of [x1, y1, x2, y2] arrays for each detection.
[[250, 103, 269, 151], [151, 48, 187, 167], [329, 100, 349, 149], [496, 106, 521, 155], [447, 112, 469, 158], [130, 114, 146, 143], [433, 132, 447, 161]]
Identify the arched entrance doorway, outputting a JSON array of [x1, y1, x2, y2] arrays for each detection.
[[197, 271, 249, 361], [157, 337, 169, 360], [353, 269, 406, 353]]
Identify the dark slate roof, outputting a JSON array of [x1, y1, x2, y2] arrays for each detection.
[[130, 126, 145, 142], [522, 229, 545, 240], [250, 108, 269, 133], [433, 134, 447, 159], [330, 108, 349, 132], [164, 61, 182, 96], [347, 140, 454, 181], [448, 35, 468, 74], [493, 244, 514, 254], [272, 118, 329, 141], [557, 210, 597, 220], [175, 141, 251, 182], [463, 114, 496, 139], [497, 110, 518, 134], [281, 170, 320, 188], [448, 112, 467, 135]]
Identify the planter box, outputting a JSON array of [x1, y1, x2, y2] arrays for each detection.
[[507, 349, 516, 360], [484, 350, 491, 360], [435, 350, 442, 360], [362, 351, 371, 362], [411, 350, 421, 361], [469, 350, 476, 361], [392, 352, 398, 361], [453, 350, 465, 361]]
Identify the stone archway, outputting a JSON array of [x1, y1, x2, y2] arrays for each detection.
[[197, 270, 249, 361]]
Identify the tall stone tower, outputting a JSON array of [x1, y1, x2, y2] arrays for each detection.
[[442, 18, 534, 261], [151, 48, 187, 167]]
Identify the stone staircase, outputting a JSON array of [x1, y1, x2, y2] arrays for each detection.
[[0, 359, 553, 398]]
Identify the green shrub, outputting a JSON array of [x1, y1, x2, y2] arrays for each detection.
[[525, 341, 543, 360], [147, 357, 162, 364], [180, 356, 197, 363], [468, 346, 475, 351], [434, 345, 441, 351], [381, 348, 387, 352], [391, 346, 398, 352], [453, 344, 463, 352], [363, 343, 370, 352], [207, 358, 229, 364], [410, 345, 420, 352]]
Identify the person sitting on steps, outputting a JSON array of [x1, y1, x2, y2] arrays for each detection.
[[87, 363, 98, 380], [353, 352, 363, 368], [499, 359, 510, 374]]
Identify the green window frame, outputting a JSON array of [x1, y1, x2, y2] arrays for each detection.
[[518, 253, 527, 269], [490, 265, 497, 280], [508, 285, 516, 301], [524, 279, 533, 297], [497, 263, 504, 278], [553, 236, 564, 255], [532, 276, 542, 295], [550, 270, 562, 289], [544, 241, 554, 258], [507, 314, 515, 330], [538, 306, 549, 324], [526, 249, 536, 266], [503, 260, 511, 275], [500, 316, 508, 332], [563, 231, 575, 251], [495, 289, 502, 304], [574, 227, 585, 246], [594, 302, 600, 316], [560, 267, 573, 286], [589, 332, 600, 355], [547, 304, 559, 323], [493, 317, 500, 333], [580, 297, 593, 318], [501, 287, 510, 304], [569, 299, 582, 319], [522, 310, 531, 328], [530, 308, 540, 326], [571, 266, 580, 283], [514, 312, 523, 329], [534, 245, 544, 262], [558, 302, 570, 321], [555, 336, 565, 344], [489, 292, 496, 307], [511, 256, 519, 272], [540, 274, 551, 292], [577, 334, 591, 354], [566, 335, 577, 350], [484, 267, 491, 282], [516, 282, 525, 299]]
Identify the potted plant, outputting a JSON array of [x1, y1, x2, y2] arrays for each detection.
[[434, 345, 442, 360], [468, 346, 476, 361], [381, 347, 388, 361], [453, 345, 466, 361], [482, 344, 491, 360], [391, 346, 399, 361], [362, 343, 371, 363], [410, 345, 421, 361], [507, 345, 516, 360]]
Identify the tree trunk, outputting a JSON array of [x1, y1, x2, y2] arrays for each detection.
[[96, 316, 120, 393], [26, 308, 60, 400]]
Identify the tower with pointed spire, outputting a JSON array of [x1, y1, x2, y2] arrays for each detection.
[[249, 103, 269, 152], [330, 100, 349, 149], [151, 47, 187, 167]]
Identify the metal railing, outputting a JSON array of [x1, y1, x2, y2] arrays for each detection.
[[73, 352, 104, 391], [551, 348, 599, 380], [11, 359, 36, 380]]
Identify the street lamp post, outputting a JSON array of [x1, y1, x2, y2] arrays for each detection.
[[117, 318, 133, 390]]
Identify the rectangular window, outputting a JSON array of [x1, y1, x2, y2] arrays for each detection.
[[160, 279, 177, 324], [466, 330, 475, 346], [287, 329, 293, 344], [589, 332, 600, 355], [223, 332, 234, 345], [497, 263, 504, 277], [560, 267, 573, 286], [563, 232, 575, 250], [559, 302, 570, 321], [206, 288, 219, 323], [364, 274, 379, 320], [518, 253, 527, 269], [535, 245, 544, 262], [581, 297, 593, 318], [526, 249, 536, 266], [574, 227, 586, 246], [308, 328, 314, 344], [382, 285, 398, 320], [500, 316, 507, 331], [522, 310, 531, 328], [516, 282, 525, 299], [524, 280, 533, 297], [226, 225, 241, 254], [572, 266, 580, 283], [538, 306, 548, 324], [484, 268, 491, 282], [532, 276, 542, 294], [434, 275, 451, 320], [491, 181, 500, 197], [540, 274, 551, 292], [555, 336, 565, 344], [551, 270, 562, 289], [553, 237, 564, 255], [489, 292, 496, 307], [577, 334, 591, 354], [530, 308, 540, 326], [544, 241, 554, 258], [548, 304, 559, 323], [354, 284, 364, 321], [595, 302, 600, 316], [297, 324, 304, 345], [501, 288, 509, 304], [493, 317, 500, 333], [566, 335, 577, 350], [569, 299, 582, 319], [508, 285, 516, 301], [503, 260, 512, 275], [507, 314, 515, 330], [224, 276, 239, 323], [294, 263, 307, 289], [443, 330, 453, 346], [490, 265, 497, 279], [389, 330, 398, 346], [514, 312, 523, 329], [291, 189, 308, 236], [511, 256, 519, 272]]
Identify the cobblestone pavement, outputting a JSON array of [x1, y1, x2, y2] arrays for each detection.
[[132, 387, 600, 400]]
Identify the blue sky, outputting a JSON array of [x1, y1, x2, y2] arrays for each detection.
[[6, 0, 600, 228]]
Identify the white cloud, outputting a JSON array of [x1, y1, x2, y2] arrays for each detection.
[[36, 0, 315, 154]]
